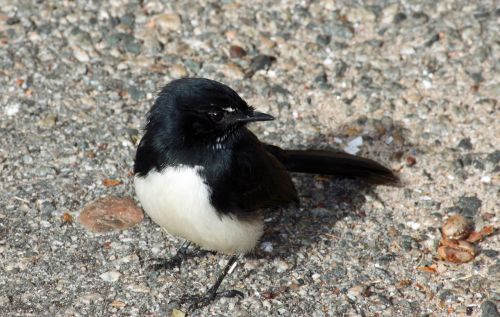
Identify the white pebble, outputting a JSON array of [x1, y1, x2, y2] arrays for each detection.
[[344, 136, 363, 155], [480, 175, 491, 184], [260, 241, 273, 253], [422, 79, 432, 89], [406, 221, 421, 230], [5, 103, 20, 116], [100, 271, 121, 282]]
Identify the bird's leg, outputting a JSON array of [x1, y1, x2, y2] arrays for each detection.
[[181, 255, 244, 311], [148, 240, 191, 271]]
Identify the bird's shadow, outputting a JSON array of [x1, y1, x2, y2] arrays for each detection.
[[250, 115, 415, 260]]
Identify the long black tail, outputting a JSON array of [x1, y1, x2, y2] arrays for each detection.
[[265, 145, 400, 185]]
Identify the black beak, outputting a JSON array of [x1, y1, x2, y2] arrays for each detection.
[[231, 110, 275, 123]]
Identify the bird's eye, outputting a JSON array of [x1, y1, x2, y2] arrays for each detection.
[[208, 111, 224, 122]]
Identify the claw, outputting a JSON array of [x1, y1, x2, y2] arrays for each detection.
[[147, 256, 183, 271], [181, 289, 245, 311], [145, 241, 191, 272]]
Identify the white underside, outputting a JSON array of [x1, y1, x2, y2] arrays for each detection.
[[134, 166, 263, 254]]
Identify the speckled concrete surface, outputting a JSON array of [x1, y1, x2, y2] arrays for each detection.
[[0, 1, 499, 316]]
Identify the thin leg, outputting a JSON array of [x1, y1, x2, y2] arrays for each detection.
[[182, 255, 244, 311], [148, 240, 191, 271], [206, 255, 239, 299]]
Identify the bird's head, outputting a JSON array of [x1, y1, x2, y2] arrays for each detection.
[[145, 78, 274, 148]]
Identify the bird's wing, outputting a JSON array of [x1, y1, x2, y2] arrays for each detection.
[[208, 131, 298, 216]]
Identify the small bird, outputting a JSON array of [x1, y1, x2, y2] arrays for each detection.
[[134, 78, 399, 309]]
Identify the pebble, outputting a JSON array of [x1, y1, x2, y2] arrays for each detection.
[[481, 301, 500, 317], [154, 13, 182, 32], [169, 64, 188, 78], [229, 45, 247, 59], [222, 62, 244, 79], [250, 55, 276, 73], [456, 196, 482, 218], [78, 293, 103, 305], [343, 136, 363, 155], [4, 102, 20, 116], [348, 285, 365, 298], [38, 114, 57, 128], [72, 46, 90, 63], [276, 260, 289, 272], [458, 138, 473, 150], [78, 196, 144, 233], [260, 241, 273, 253], [100, 271, 122, 283]]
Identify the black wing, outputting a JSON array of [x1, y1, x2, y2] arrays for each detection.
[[207, 130, 298, 217]]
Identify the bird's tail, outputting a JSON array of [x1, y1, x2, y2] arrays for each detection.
[[266, 145, 400, 185]]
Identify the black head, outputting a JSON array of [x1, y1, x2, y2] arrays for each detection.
[[145, 78, 273, 147]]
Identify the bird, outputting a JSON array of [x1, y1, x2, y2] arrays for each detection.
[[133, 78, 399, 310]]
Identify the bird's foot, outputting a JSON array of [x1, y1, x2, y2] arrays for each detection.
[[181, 289, 244, 311], [147, 254, 184, 271], [145, 241, 191, 272]]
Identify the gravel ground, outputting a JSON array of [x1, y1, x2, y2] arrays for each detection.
[[1, 0, 499, 316]]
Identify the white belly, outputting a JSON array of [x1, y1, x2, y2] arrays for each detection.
[[134, 165, 263, 254]]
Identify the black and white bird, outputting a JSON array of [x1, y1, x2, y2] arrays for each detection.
[[134, 78, 399, 308]]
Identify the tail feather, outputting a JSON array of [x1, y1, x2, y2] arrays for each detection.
[[265, 145, 400, 186]]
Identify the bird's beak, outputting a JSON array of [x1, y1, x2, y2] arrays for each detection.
[[232, 110, 275, 123]]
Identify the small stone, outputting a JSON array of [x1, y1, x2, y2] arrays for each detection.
[[78, 293, 103, 305], [316, 34, 331, 46], [458, 138, 473, 150], [439, 289, 457, 302], [333, 60, 348, 78], [481, 175, 491, 184], [79, 196, 144, 233], [154, 13, 182, 32], [222, 63, 244, 79], [330, 24, 353, 39], [170, 64, 188, 78], [229, 45, 247, 58], [346, 7, 376, 23], [172, 309, 186, 317], [6, 17, 20, 25], [249, 55, 276, 74], [276, 260, 289, 272], [106, 33, 124, 47], [393, 12, 407, 23], [38, 114, 57, 128], [100, 271, 121, 283], [344, 136, 363, 155], [5, 102, 20, 116], [127, 283, 151, 293], [128, 86, 145, 101], [456, 196, 482, 218], [482, 249, 499, 258], [72, 46, 90, 63], [260, 241, 273, 253], [481, 300, 500, 317], [259, 36, 276, 49], [110, 300, 127, 308], [486, 150, 500, 164], [123, 36, 141, 54], [120, 13, 135, 28], [348, 285, 365, 298]]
